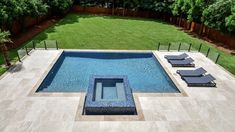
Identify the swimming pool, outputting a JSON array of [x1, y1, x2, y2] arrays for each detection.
[[36, 51, 180, 93]]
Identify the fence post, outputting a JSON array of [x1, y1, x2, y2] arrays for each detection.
[[178, 43, 181, 51], [198, 43, 202, 52], [25, 46, 29, 55], [32, 41, 35, 49], [206, 48, 210, 57], [44, 41, 47, 50], [215, 54, 220, 64], [168, 43, 171, 51], [157, 42, 160, 51], [188, 43, 192, 52], [56, 40, 58, 50], [17, 52, 21, 62]]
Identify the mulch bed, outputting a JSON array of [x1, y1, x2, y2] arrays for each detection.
[[10, 17, 60, 49]]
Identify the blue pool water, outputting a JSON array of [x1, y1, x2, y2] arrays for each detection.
[[37, 51, 179, 93], [101, 82, 118, 100]]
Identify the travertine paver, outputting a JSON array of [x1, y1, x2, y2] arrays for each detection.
[[0, 50, 235, 132]]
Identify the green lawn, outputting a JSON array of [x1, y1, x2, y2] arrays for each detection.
[[1, 13, 235, 75]]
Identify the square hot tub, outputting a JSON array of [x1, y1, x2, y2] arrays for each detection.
[[84, 75, 137, 115]]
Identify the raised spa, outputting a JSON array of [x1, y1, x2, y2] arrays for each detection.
[[84, 75, 136, 115]]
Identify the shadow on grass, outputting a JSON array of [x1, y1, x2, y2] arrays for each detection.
[[23, 13, 174, 45], [73, 13, 171, 25]]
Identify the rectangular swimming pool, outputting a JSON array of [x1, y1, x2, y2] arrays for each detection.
[[36, 51, 180, 93]]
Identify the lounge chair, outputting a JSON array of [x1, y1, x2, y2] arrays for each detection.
[[183, 74, 216, 87], [169, 58, 195, 67], [164, 53, 189, 60], [177, 67, 207, 77]]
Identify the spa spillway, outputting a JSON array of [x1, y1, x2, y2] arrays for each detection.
[[84, 75, 137, 115]]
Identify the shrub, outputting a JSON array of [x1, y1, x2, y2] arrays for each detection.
[[171, 0, 184, 16], [202, 0, 233, 32], [152, 0, 174, 15], [225, 3, 235, 33], [44, 0, 73, 14], [187, 0, 206, 23], [0, 0, 24, 26], [23, 0, 48, 17]]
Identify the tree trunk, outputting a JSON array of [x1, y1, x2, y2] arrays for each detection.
[[112, 0, 114, 15], [122, 2, 125, 16], [199, 24, 204, 36], [0, 44, 11, 67], [36, 16, 39, 24], [179, 15, 182, 27]]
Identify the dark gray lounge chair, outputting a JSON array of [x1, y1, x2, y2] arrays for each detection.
[[169, 58, 195, 67], [164, 53, 189, 60], [177, 67, 207, 77], [183, 74, 216, 87]]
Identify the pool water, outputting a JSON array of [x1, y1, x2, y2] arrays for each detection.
[[101, 82, 118, 100], [102, 86, 117, 100], [37, 51, 179, 93], [95, 79, 125, 101]]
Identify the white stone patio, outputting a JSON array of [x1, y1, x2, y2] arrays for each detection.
[[0, 50, 235, 132]]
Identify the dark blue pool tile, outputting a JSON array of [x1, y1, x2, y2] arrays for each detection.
[[36, 51, 180, 93], [84, 75, 137, 115]]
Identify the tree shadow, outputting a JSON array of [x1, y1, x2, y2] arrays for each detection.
[[100, 15, 171, 25], [8, 63, 23, 73], [23, 13, 175, 45]]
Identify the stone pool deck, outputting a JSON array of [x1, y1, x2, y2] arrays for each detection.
[[0, 50, 235, 132]]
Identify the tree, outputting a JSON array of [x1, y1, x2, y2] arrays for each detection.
[[0, 0, 48, 32], [187, 0, 206, 23], [19, 0, 48, 31], [43, 0, 73, 15], [0, 0, 24, 32], [25, 0, 48, 18], [180, 0, 190, 18], [138, 0, 153, 11], [0, 30, 12, 67], [22, 0, 49, 23], [225, 3, 235, 33], [152, 0, 174, 14], [124, 0, 140, 10], [171, 0, 184, 16], [202, 0, 233, 32]]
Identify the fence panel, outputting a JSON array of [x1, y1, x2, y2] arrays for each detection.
[[17, 47, 27, 60], [34, 40, 45, 49], [158, 43, 169, 51], [169, 42, 180, 51], [179, 42, 190, 51], [207, 49, 220, 63], [199, 45, 209, 56], [25, 41, 35, 54], [45, 40, 58, 49], [190, 43, 200, 51]]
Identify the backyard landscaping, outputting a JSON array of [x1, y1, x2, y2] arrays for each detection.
[[1, 13, 235, 75]]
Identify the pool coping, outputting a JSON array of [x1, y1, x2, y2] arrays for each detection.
[[28, 49, 64, 96], [28, 49, 188, 121], [85, 75, 136, 115], [28, 49, 187, 97]]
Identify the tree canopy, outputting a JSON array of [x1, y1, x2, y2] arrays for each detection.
[[0, 0, 235, 34]]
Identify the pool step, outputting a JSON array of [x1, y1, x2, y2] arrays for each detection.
[[95, 82, 102, 101], [116, 83, 126, 101]]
